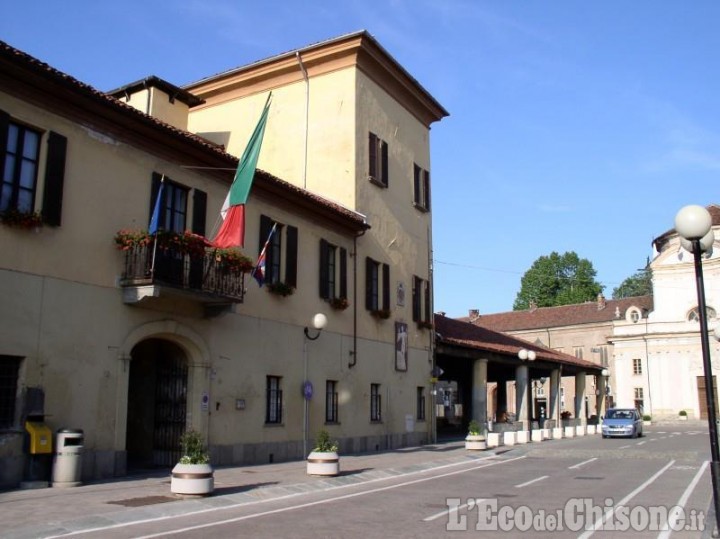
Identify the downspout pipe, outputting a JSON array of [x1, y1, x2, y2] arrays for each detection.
[[349, 228, 367, 368], [296, 52, 310, 190]]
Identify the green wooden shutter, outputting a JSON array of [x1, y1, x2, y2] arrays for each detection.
[[41, 132, 67, 226], [382, 263, 390, 311], [319, 239, 330, 299], [192, 189, 207, 236], [339, 247, 347, 299], [381, 140, 389, 187], [285, 225, 298, 287]]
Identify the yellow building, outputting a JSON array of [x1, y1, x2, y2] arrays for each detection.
[[0, 32, 447, 489]]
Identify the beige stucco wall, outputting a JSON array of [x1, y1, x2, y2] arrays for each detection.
[[1, 55, 436, 486]]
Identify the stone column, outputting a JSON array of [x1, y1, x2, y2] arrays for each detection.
[[549, 368, 561, 428], [575, 372, 587, 426], [472, 358, 489, 433], [515, 364, 529, 430]]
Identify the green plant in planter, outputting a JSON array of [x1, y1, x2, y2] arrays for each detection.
[[467, 420, 481, 436], [313, 429, 338, 453], [642, 414, 652, 422], [179, 429, 210, 465], [679, 410, 688, 417]]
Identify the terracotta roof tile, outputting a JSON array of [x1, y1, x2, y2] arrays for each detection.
[[434, 314, 602, 371], [462, 296, 654, 332]]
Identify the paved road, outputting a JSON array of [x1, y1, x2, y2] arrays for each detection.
[[35, 424, 713, 539]]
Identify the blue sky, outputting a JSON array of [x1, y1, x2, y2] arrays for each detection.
[[4, 1, 719, 317]]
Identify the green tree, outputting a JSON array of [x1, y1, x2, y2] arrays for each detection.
[[513, 251, 604, 310], [612, 265, 652, 299]]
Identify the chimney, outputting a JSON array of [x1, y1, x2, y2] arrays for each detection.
[[597, 293, 606, 310], [468, 309, 480, 322]]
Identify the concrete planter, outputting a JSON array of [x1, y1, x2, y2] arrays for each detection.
[[531, 429, 544, 442], [516, 431, 529, 444], [306, 451, 340, 476], [552, 427, 564, 439], [586, 425, 596, 435], [575, 425, 586, 437], [564, 426, 575, 438], [679, 416, 688, 421], [503, 431, 516, 446], [487, 433, 502, 448], [465, 435, 487, 450], [170, 463, 214, 497]]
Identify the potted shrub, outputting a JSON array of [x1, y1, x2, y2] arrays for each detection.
[[170, 429, 214, 496], [465, 420, 487, 451], [306, 429, 339, 476], [679, 410, 688, 421], [642, 414, 652, 426]]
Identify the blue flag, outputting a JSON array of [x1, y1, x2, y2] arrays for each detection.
[[148, 176, 165, 234]]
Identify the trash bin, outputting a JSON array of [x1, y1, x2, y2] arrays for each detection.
[[52, 429, 84, 487]]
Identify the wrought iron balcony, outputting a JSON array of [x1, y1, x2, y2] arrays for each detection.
[[119, 242, 247, 307]]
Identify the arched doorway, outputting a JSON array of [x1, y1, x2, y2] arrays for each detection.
[[126, 339, 188, 469]]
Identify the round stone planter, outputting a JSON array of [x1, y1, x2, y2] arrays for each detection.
[[306, 451, 340, 476], [170, 463, 214, 496], [465, 434, 487, 450]]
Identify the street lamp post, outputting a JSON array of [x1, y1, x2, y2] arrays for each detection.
[[303, 313, 327, 457], [675, 205, 719, 534]]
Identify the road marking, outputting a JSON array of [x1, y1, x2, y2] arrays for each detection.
[[48, 455, 527, 538], [424, 498, 486, 522], [577, 459, 676, 539], [569, 458, 597, 469], [637, 441, 647, 446], [618, 445, 631, 449], [515, 475, 548, 488], [658, 460, 709, 539]]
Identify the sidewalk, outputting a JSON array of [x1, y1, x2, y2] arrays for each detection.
[[1, 440, 502, 538]]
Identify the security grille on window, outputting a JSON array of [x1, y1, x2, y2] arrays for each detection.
[[259, 215, 298, 287], [634, 387, 644, 412], [412, 276, 431, 325], [371, 383, 382, 422], [0, 356, 21, 429], [319, 239, 347, 301], [326, 380, 339, 423], [416, 387, 426, 421], [266, 376, 282, 424], [366, 257, 390, 313], [368, 132, 388, 188], [413, 164, 430, 211], [632, 358, 642, 375]]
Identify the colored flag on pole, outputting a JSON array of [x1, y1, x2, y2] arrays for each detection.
[[148, 175, 165, 235], [253, 223, 277, 287], [212, 93, 272, 248]]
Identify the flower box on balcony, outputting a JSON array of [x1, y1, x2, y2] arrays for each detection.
[[1, 209, 44, 229], [266, 281, 295, 297], [370, 308, 391, 320], [329, 297, 349, 310]]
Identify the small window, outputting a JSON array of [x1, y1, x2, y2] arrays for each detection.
[[325, 380, 339, 423], [366, 257, 390, 316], [626, 307, 642, 323], [413, 164, 430, 211], [632, 358, 642, 375], [412, 275, 432, 327], [0, 356, 21, 429], [319, 240, 347, 302], [688, 306, 717, 322], [368, 132, 388, 188], [416, 387, 426, 421], [1, 121, 41, 214], [370, 383, 382, 422], [259, 215, 298, 288], [149, 174, 190, 234], [266, 376, 282, 424], [573, 347, 584, 359]]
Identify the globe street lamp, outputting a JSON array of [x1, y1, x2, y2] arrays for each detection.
[[303, 313, 327, 456], [675, 204, 719, 534]]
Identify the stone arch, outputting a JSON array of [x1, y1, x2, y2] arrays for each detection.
[[118, 319, 210, 367]]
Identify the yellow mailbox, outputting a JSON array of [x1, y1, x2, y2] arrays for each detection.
[[25, 421, 53, 454]]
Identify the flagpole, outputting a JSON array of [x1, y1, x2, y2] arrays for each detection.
[[149, 175, 165, 277]]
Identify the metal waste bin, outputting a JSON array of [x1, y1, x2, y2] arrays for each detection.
[[52, 429, 84, 487]]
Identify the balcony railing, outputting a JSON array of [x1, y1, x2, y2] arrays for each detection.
[[119, 243, 246, 303]]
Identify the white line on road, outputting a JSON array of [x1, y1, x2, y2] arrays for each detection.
[[51, 455, 527, 538], [657, 460, 709, 539], [637, 441, 647, 446], [424, 498, 486, 522], [515, 475, 549, 488], [569, 458, 597, 470], [577, 460, 676, 539], [619, 445, 631, 449]]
